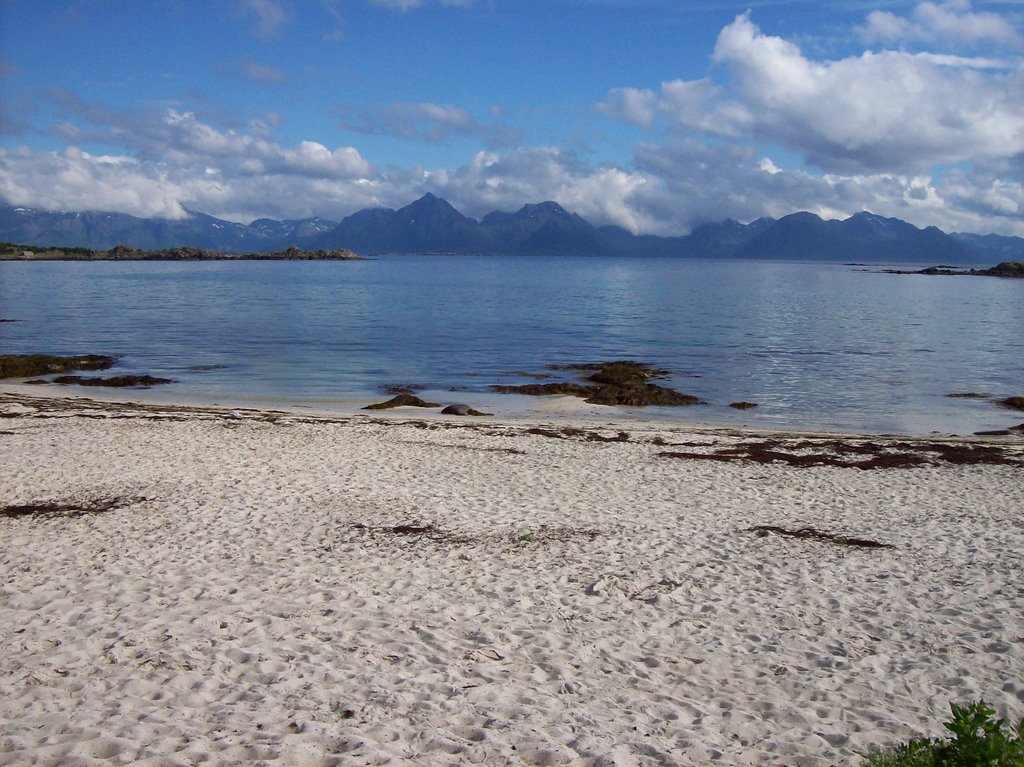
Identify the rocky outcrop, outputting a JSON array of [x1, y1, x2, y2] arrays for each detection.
[[886, 261, 1024, 278], [0, 354, 117, 379], [986, 261, 1024, 277], [363, 394, 442, 410], [493, 361, 703, 407], [1, 242, 360, 261]]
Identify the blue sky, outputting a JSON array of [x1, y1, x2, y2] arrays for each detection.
[[1, 0, 1022, 235]]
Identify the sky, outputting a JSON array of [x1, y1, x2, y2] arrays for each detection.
[[0, 0, 1022, 236]]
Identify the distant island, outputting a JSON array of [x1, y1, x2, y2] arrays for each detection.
[[884, 262, 1024, 278], [3, 194, 1024, 263], [0, 243, 360, 261]]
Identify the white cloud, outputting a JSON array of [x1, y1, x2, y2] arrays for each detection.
[[0, 143, 391, 223], [713, 13, 1024, 173], [599, 77, 750, 138], [913, 52, 1014, 69], [623, 137, 1024, 236], [122, 109, 375, 180], [0, 145, 194, 219], [408, 147, 649, 231], [338, 101, 522, 148], [4, 128, 1023, 236], [597, 87, 657, 127], [590, 5, 1024, 234], [369, 0, 472, 10], [241, 0, 289, 37], [601, 10, 1024, 176], [859, 1, 1020, 47], [0, 108, 380, 222], [240, 58, 287, 86]]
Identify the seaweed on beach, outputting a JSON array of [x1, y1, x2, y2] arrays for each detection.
[[400, 439, 525, 455], [351, 523, 478, 547], [659, 438, 1024, 469], [350, 522, 600, 547], [746, 525, 894, 549], [1, 495, 149, 519], [526, 426, 631, 442], [660, 441, 926, 469], [389, 524, 438, 535]]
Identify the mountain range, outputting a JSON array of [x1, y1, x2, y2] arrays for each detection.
[[2, 194, 1021, 263]]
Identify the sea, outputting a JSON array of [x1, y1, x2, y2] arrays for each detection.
[[1, 255, 1022, 436]]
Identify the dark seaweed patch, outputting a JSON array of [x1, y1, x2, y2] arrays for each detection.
[[746, 525, 894, 549], [2, 495, 149, 519], [659, 438, 1023, 469], [526, 426, 631, 443]]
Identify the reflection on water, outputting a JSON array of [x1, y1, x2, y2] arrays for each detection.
[[1, 256, 1021, 434]]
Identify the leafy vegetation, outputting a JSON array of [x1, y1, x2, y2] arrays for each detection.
[[862, 701, 1024, 767]]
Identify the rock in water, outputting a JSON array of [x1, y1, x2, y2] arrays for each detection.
[[492, 361, 702, 408], [51, 374, 174, 388], [0, 354, 117, 379]]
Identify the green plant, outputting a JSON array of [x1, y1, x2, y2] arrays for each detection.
[[862, 701, 1024, 767]]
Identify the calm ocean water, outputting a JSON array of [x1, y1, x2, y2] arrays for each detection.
[[2, 255, 1022, 435]]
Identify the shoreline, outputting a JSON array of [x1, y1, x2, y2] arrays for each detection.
[[4, 382, 1023, 441], [2, 390, 1023, 766]]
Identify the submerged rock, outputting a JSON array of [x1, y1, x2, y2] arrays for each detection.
[[0, 354, 117, 379], [491, 382, 593, 397], [363, 394, 441, 410], [492, 361, 703, 408], [51, 374, 174, 388], [999, 396, 1024, 411], [729, 401, 759, 410]]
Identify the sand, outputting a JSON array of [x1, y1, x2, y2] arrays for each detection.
[[1, 391, 1022, 766]]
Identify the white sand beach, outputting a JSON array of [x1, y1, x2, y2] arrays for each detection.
[[1, 391, 1022, 766]]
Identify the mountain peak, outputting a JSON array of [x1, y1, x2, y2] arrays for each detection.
[[517, 201, 571, 219], [400, 193, 463, 218]]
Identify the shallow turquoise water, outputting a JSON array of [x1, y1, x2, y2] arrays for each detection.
[[1, 255, 1022, 434]]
